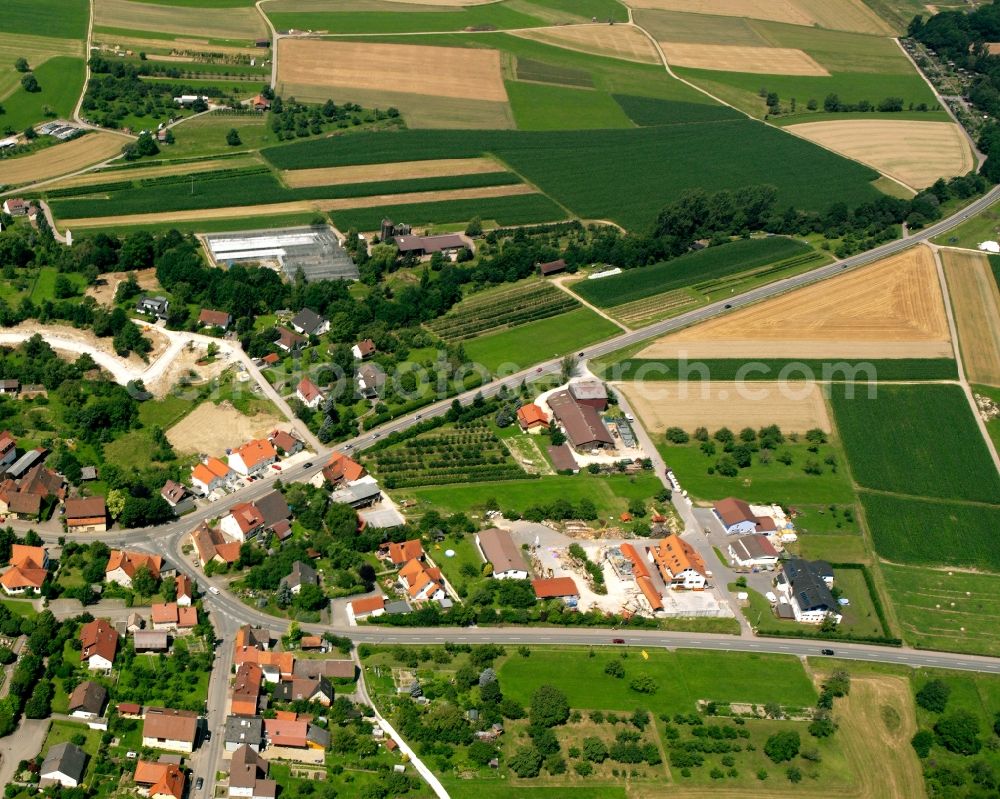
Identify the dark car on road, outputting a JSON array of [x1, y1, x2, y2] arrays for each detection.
[[820, 648, 835, 656], [612, 638, 625, 644], [195, 778, 204, 791]]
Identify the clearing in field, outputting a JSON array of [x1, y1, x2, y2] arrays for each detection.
[[942, 249, 1000, 386], [166, 400, 284, 455], [94, 0, 268, 40], [277, 39, 507, 102], [788, 119, 974, 190], [637, 246, 952, 359], [624, 0, 893, 34], [280, 157, 505, 188], [85, 268, 161, 308], [616, 380, 832, 433], [659, 42, 829, 75], [1, 133, 129, 186], [512, 24, 661, 65]]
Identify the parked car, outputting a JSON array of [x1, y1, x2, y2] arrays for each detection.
[[195, 778, 204, 790], [271, 464, 282, 471]]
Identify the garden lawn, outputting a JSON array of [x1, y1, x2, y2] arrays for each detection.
[[0, 598, 36, 617], [462, 308, 620, 372], [42, 719, 102, 759], [830, 383, 1000, 503], [498, 647, 817, 715]]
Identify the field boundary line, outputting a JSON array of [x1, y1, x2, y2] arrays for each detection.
[[552, 275, 630, 332], [931, 244, 1000, 474]]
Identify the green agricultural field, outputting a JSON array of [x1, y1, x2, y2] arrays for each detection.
[[596, 357, 959, 382], [659, 439, 856, 505], [612, 94, 742, 126], [1, 56, 86, 132], [882, 563, 1000, 656], [506, 81, 633, 130], [462, 307, 620, 372], [5, 0, 89, 39], [976, 384, 1000, 452], [516, 58, 595, 88], [573, 238, 812, 307], [862, 492, 1000, 571], [264, 123, 883, 231], [69, 212, 320, 235], [830, 383, 1000, 503], [498, 647, 818, 715]]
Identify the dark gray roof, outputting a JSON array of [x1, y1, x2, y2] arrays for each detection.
[[291, 308, 325, 336], [282, 561, 318, 589], [384, 600, 411, 615], [41, 742, 87, 782], [68, 681, 107, 715], [225, 715, 263, 745], [255, 491, 290, 528], [7, 448, 43, 478], [783, 559, 837, 613], [307, 724, 330, 748]]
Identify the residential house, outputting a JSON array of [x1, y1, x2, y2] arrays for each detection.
[[531, 577, 579, 601], [225, 716, 264, 752], [619, 543, 664, 612], [384, 539, 423, 567], [142, 707, 199, 753], [776, 559, 841, 625], [228, 439, 277, 478], [18, 462, 65, 499], [234, 649, 294, 684], [648, 535, 707, 590], [356, 363, 385, 398], [40, 742, 87, 788], [329, 476, 381, 508], [322, 451, 365, 485], [290, 308, 329, 337], [296, 378, 325, 409], [251, 94, 271, 111], [136, 296, 170, 320], [160, 480, 194, 514], [263, 717, 328, 750], [2, 198, 28, 217], [260, 353, 280, 367], [80, 619, 118, 670], [134, 760, 185, 799], [190, 522, 240, 567], [134, 630, 170, 653], [516, 404, 549, 432], [0, 488, 41, 521], [175, 573, 193, 606], [126, 612, 144, 633], [537, 258, 566, 276], [713, 498, 778, 535], [1, 543, 48, 595], [65, 496, 108, 533], [198, 309, 232, 330], [269, 430, 302, 456], [275, 327, 306, 353], [105, 550, 162, 589], [569, 379, 608, 411], [351, 339, 376, 360], [0, 381, 18, 395], [348, 594, 385, 620], [398, 559, 445, 602], [150, 603, 197, 632], [220, 502, 265, 543], [228, 744, 276, 799], [231, 663, 263, 717], [256, 490, 290, 530], [281, 561, 318, 595], [236, 625, 270, 651], [191, 457, 233, 495], [0, 430, 16, 467], [475, 528, 529, 580], [293, 659, 355, 681], [273, 676, 333, 706], [547, 390, 614, 451], [727, 535, 780, 569], [68, 681, 108, 720]]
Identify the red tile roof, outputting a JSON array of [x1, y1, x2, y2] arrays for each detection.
[[531, 577, 579, 598], [106, 550, 162, 581], [80, 619, 117, 664]]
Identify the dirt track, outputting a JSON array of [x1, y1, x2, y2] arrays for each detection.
[[513, 25, 661, 64], [660, 42, 828, 75], [281, 157, 505, 188], [637, 245, 952, 359], [942, 248, 1000, 385]]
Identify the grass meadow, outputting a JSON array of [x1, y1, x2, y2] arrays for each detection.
[[1, 56, 86, 132], [830, 383, 1000, 503]]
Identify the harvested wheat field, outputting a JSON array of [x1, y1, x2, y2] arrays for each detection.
[[788, 119, 974, 190], [277, 39, 507, 102], [623, 0, 892, 34], [659, 42, 828, 75], [67, 184, 537, 228], [637, 246, 952, 359], [942, 249, 1000, 385], [95, 0, 267, 39], [513, 25, 661, 64], [2, 133, 127, 186], [616, 380, 831, 433], [167, 401, 284, 455], [281, 157, 506, 188]]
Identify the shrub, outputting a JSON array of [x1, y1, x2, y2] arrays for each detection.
[[916, 679, 950, 713], [764, 730, 800, 763], [911, 729, 934, 758], [509, 746, 542, 778], [629, 675, 658, 694], [573, 761, 593, 777], [935, 710, 982, 755], [786, 766, 803, 783], [604, 660, 625, 679]]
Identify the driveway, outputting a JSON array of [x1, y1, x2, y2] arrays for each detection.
[[0, 717, 48, 788]]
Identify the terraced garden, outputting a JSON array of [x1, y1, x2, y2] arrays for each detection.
[[427, 281, 578, 342]]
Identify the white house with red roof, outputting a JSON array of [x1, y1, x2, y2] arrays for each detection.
[[228, 439, 277, 477], [220, 502, 266, 543], [296, 378, 325, 410]]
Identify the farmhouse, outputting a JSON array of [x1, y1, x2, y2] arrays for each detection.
[[229, 438, 277, 477], [198, 308, 232, 330], [538, 258, 566, 276], [1, 543, 48, 595], [142, 707, 199, 753], [393, 233, 470, 258], [728, 535, 779, 569], [296, 378, 325, 409], [547, 390, 614, 451], [352, 338, 376, 360], [290, 308, 329, 337], [68, 681, 108, 720], [3, 199, 28, 217], [323, 451, 366, 485], [19, 462, 65, 501], [226, 716, 264, 752], [776, 559, 841, 625], [40, 743, 87, 788], [134, 760, 185, 799], [517, 403, 549, 432], [105, 550, 162, 588], [136, 296, 170, 320], [80, 619, 118, 670], [532, 577, 579, 601], [648, 535, 707, 590], [330, 476, 381, 508], [275, 328, 306, 353], [0, 488, 41, 521], [475, 528, 529, 580], [569, 379, 608, 410], [348, 594, 385, 620], [191, 456, 234, 495], [65, 496, 108, 533], [229, 744, 276, 799], [713, 497, 778, 535]]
